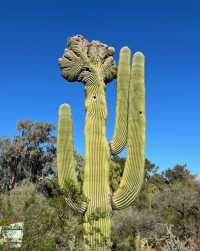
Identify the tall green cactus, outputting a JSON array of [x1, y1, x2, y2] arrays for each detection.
[[57, 35, 146, 250]]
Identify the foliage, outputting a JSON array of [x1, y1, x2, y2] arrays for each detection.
[[0, 121, 56, 192], [1, 158, 199, 250], [0, 181, 84, 250], [162, 226, 190, 251], [163, 164, 196, 184]]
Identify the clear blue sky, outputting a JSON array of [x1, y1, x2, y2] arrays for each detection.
[[0, 1, 199, 175]]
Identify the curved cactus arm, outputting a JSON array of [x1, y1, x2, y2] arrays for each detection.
[[64, 196, 87, 214], [57, 104, 87, 213], [111, 52, 145, 210], [109, 47, 131, 155]]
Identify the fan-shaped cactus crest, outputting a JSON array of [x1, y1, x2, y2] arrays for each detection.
[[57, 35, 146, 250]]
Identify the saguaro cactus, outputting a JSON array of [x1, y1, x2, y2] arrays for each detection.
[[57, 35, 146, 250]]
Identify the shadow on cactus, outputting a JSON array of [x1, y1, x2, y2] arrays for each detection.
[[57, 34, 146, 250]]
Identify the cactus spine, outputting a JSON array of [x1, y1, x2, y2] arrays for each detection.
[[57, 35, 146, 250]]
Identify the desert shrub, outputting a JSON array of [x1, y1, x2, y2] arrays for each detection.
[[0, 181, 84, 250]]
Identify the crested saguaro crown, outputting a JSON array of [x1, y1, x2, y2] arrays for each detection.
[[58, 35, 117, 84], [57, 34, 146, 251]]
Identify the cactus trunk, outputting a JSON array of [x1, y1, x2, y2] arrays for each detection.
[[83, 83, 112, 250]]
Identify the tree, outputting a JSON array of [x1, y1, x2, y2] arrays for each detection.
[[0, 121, 56, 192], [163, 164, 196, 184]]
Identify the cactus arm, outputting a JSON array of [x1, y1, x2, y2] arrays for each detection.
[[112, 52, 145, 210], [64, 195, 87, 213], [109, 47, 130, 155], [57, 104, 87, 213]]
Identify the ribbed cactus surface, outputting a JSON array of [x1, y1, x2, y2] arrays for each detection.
[[57, 35, 146, 250]]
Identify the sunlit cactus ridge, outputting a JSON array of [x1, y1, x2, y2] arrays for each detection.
[[57, 34, 146, 250]]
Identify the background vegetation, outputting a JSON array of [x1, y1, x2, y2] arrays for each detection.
[[0, 121, 199, 250]]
